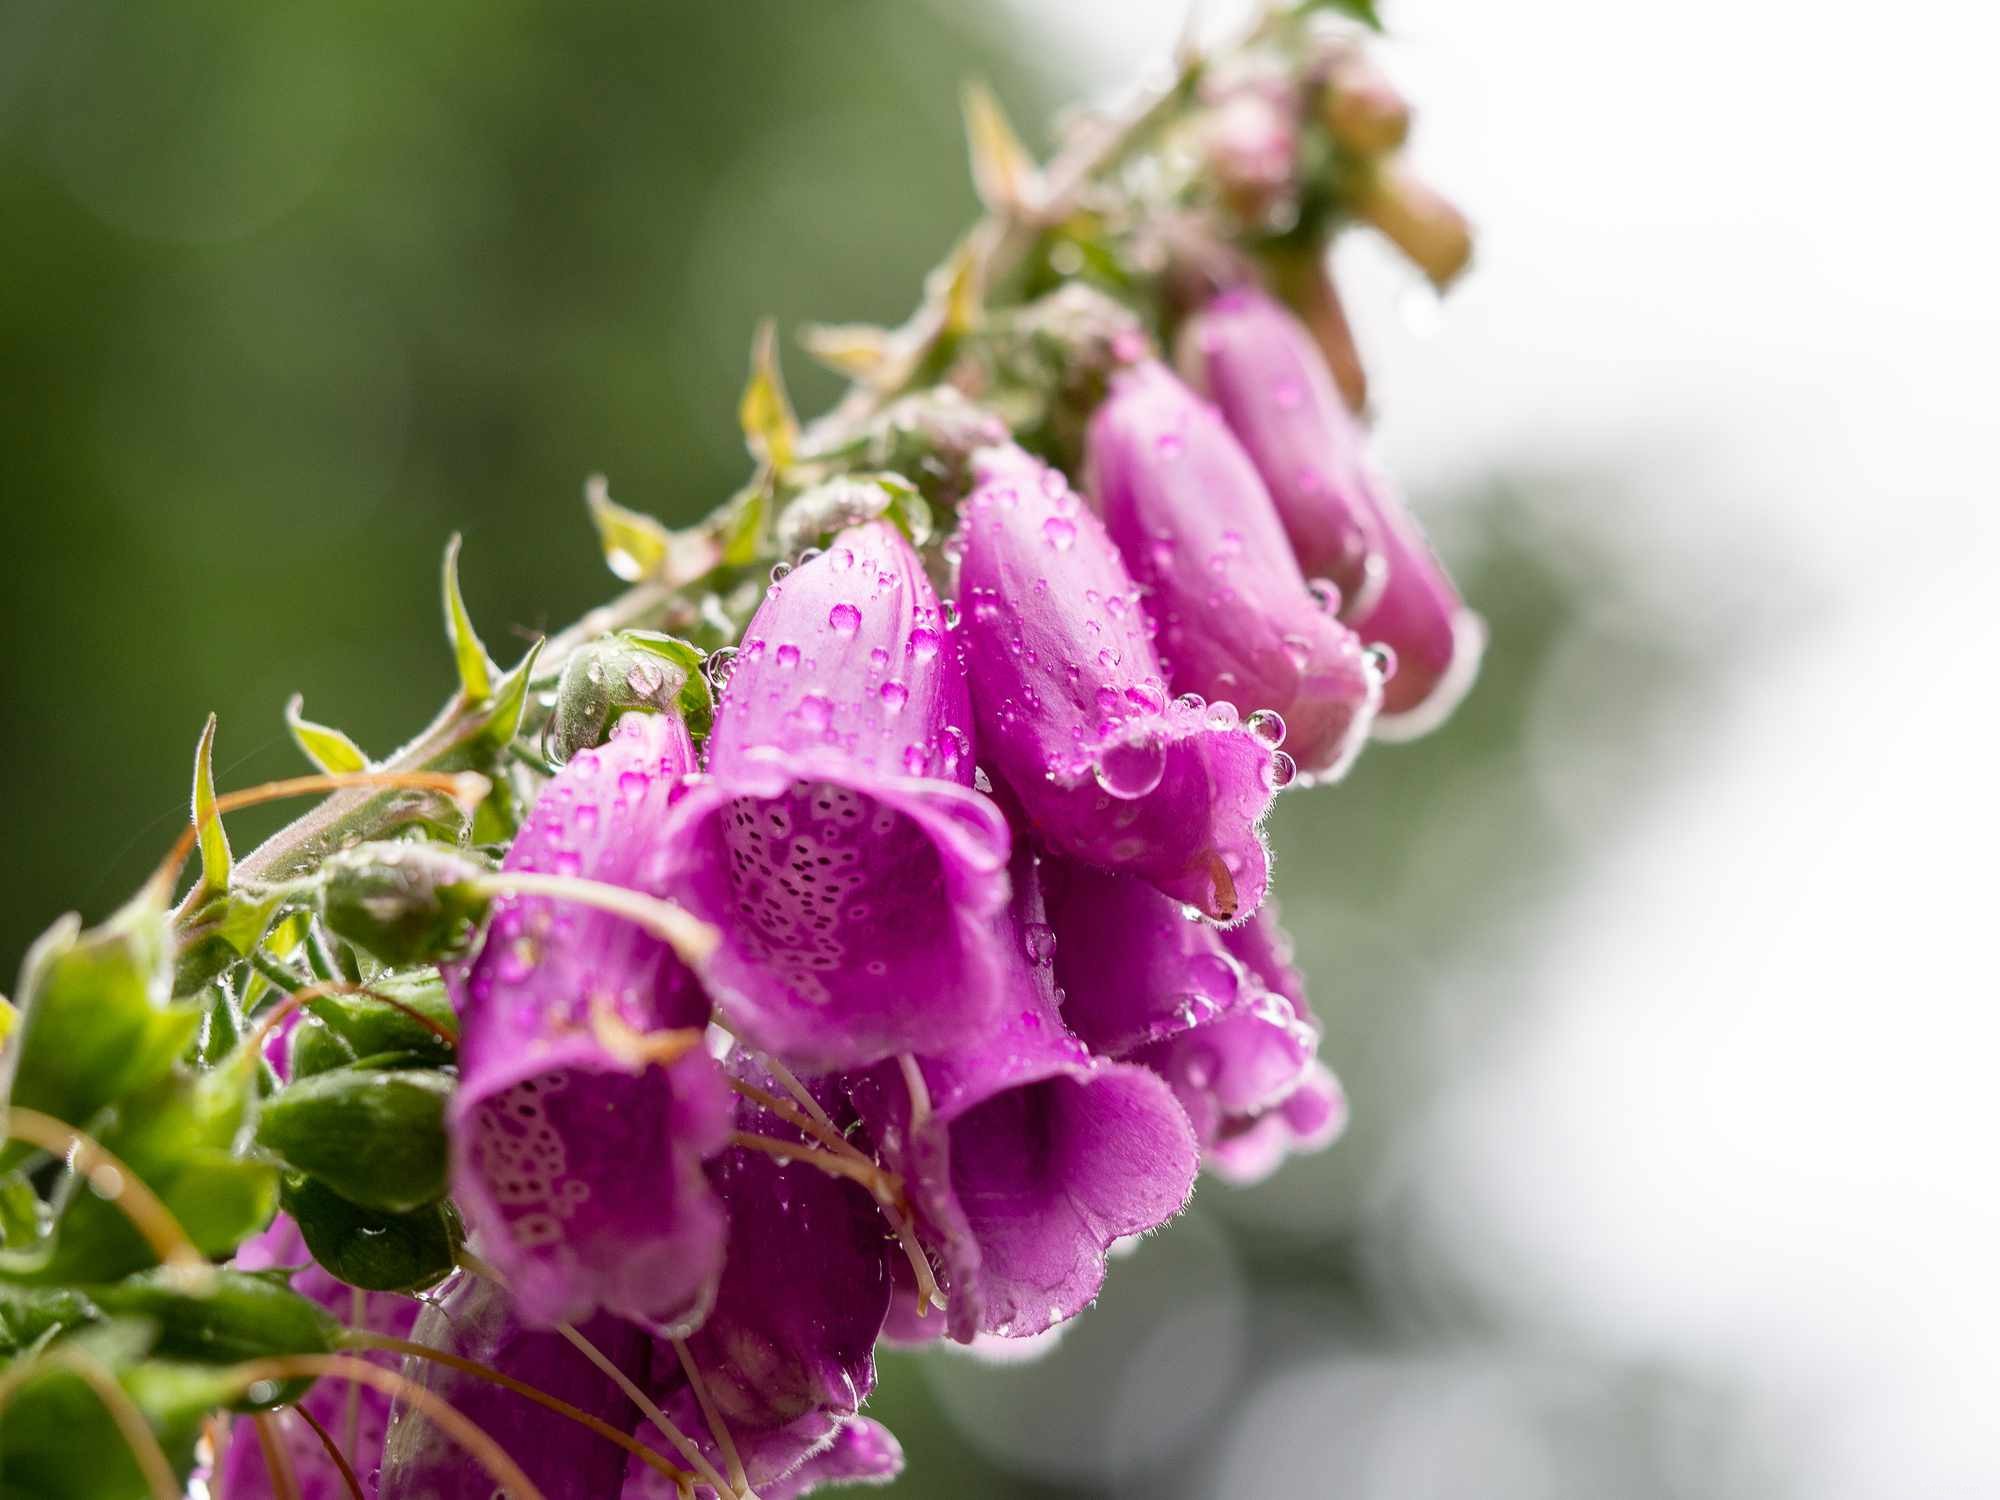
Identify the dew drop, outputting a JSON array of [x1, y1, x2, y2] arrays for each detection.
[[1023, 922, 1057, 965], [909, 627, 940, 662], [775, 643, 802, 669], [1174, 692, 1206, 714], [828, 602, 862, 636], [1042, 515, 1077, 552], [940, 598, 961, 630], [1306, 577, 1342, 614], [1093, 736, 1167, 799], [626, 660, 666, 699], [795, 695, 832, 732], [1281, 634, 1313, 670], [617, 769, 649, 799], [769, 561, 793, 584], [878, 680, 909, 712], [1366, 643, 1399, 681], [829, 546, 856, 572], [868, 646, 890, 670], [1264, 750, 1298, 791], [1245, 708, 1287, 747], [1204, 700, 1239, 731]]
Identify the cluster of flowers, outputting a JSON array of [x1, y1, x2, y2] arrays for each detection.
[[221, 287, 1478, 1499]]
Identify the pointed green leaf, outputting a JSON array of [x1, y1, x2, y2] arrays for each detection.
[[962, 79, 1041, 215], [189, 714, 231, 898], [584, 474, 673, 582], [283, 694, 369, 775], [940, 237, 984, 336], [441, 532, 494, 703], [479, 636, 545, 752], [799, 321, 896, 382], [739, 319, 798, 470]]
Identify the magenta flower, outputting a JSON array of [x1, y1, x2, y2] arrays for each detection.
[[1184, 286, 1483, 736], [954, 444, 1278, 923], [622, 1057, 893, 1496], [1206, 1061, 1348, 1185], [1043, 861, 1331, 1180], [215, 1215, 418, 1499], [380, 1271, 650, 1500], [445, 710, 731, 1333], [846, 847, 1199, 1342], [1085, 359, 1382, 779], [1179, 285, 1386, 618], [657, 522, 1012, 1069]]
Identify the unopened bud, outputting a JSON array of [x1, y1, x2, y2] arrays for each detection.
[[1201, 89, 1300, 228], [776, 473, 932, 556], [256, 1065, 452, 1214], [860, 389, 1010, 506], [315, 842, 491, 967], [1321, 54, 1411, 157], [546, 630, 711, 766], [1356, 162, 1473, 289]]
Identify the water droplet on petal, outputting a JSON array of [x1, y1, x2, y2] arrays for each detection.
[[795, 695, 832, 732], [1306, 578, 1342, 614], [1264, 750, 1297, 791], [1042, 516, 1077, 552], [1245, 708, 1287, 747], [775, 643, 802, 669], [1094, 735, 1167, 799], [1366, 643, 1399, 681], [1023, 923, 1057, 965], [878, 680, 909, 712], [769, 561, 793, 584], [909, 627, 940, 662], [828, 602, 862, 635], [617, 769, 649, 799]]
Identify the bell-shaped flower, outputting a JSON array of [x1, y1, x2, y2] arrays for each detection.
[[955, 444, 1278, 923], [1183, 287, 1482, 736], [657, 521, 1012, 1069], [1178, 284, 1387, 618], [622, 1055, 893, 1496], [846, 847, 1199, 1343], [1206, 1061, 1348, 1185], [1085, 359, 1381, 779], [1042, 859, 1331, 1179], [379, 1269, 650, 1499], [445, 710, 731, 1333], [214, 1214, 419, 1499]]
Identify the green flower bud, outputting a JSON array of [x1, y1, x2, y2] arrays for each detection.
[[281, 1173, 462, 1292], [314, 841, 492, 966], [545, 629, 712, 766], [774, 472, 934, 558], [286, 1014, 358, 1078], [859, 389, 1011, 506], [255, 1065, 452, 1214], [298, 968, 457, 1069]]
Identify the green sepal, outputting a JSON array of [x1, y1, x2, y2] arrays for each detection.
[[585, 473, 674, 583], [284, 693, 370, 775], [8, 1065, 275, 1285], [171, 881, 293, 997], [296, 968, 456, 1067], [441, 532, 496, 703], [85, 1266, 338, 1406], [282, 1174, 461, 1292], [255, 1066, 451, 1214], [0, 1283, 100, 1355], [739, 319, 799, 471], [1, 898, 197, 1172], [546, 629, 713, 763], [186, 981, 246, 1070], [0, 1171, 46, 1251], [286, 1015, 359, 1078], [189, 713, 231, 900]]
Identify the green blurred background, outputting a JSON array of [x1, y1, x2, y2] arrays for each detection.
[[0, 3, 1804, 1495]]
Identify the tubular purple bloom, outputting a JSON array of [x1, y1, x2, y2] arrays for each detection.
[[656, 521, 1012, 1069], [216, 1215, 419, 1499], [445, 710, 731, 1334], [1178, 285, 1387, 619], [1043, 860, 1329, 1177], [1182, 286, 1483, 736], [954, 444, 1278, 923], [846, 847, 1199, 1342], [1085, 359, 1382, 780], [1206, 1061, 1348, 1185], [379, 1270, 649, 1499], [1347, 486, 1488, 737]]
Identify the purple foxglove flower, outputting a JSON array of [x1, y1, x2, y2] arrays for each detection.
[[954, 444, 1278, 923], [1085, 359, 1382, 779], [623, 1420, 903, 1500], [656, 521, 1012, 1069], [1346, 485, 1487, 737], [620, 1060, 892, 1495], [846, 847, 1199, 1342], [1183, 287, 1483, 736], [380, 1270, 649, 1500], [215, 1214, 419, 1499], [1178, 285, 1387, 618], [1206, 1060, 1348, 1185], [1042, 860, 1328, 1175], [445, 710, 731, 1333]]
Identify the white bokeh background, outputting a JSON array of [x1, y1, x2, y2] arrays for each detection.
[[914, 1, 2000, 1493]]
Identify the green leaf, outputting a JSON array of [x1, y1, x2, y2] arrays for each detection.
[[478, 636, 545, 753], [584, 473, 673, 582], [189, 713, 231, 898], [441, 532, 494, 703], [1309, 0, 1384, 29], [284, 693, 369, 775], [282, 1174, 461, 1292], [285, 1014, 358, 1078], [0, 1172, 45, 1252], [255, 1066, 451, 1214], [14, 1066, 276, 1284], [87, 1267, 337, 1405], [961, 79, 1041, 215], [739, 319, 798, 470], [1, 899, 197, 1172]]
